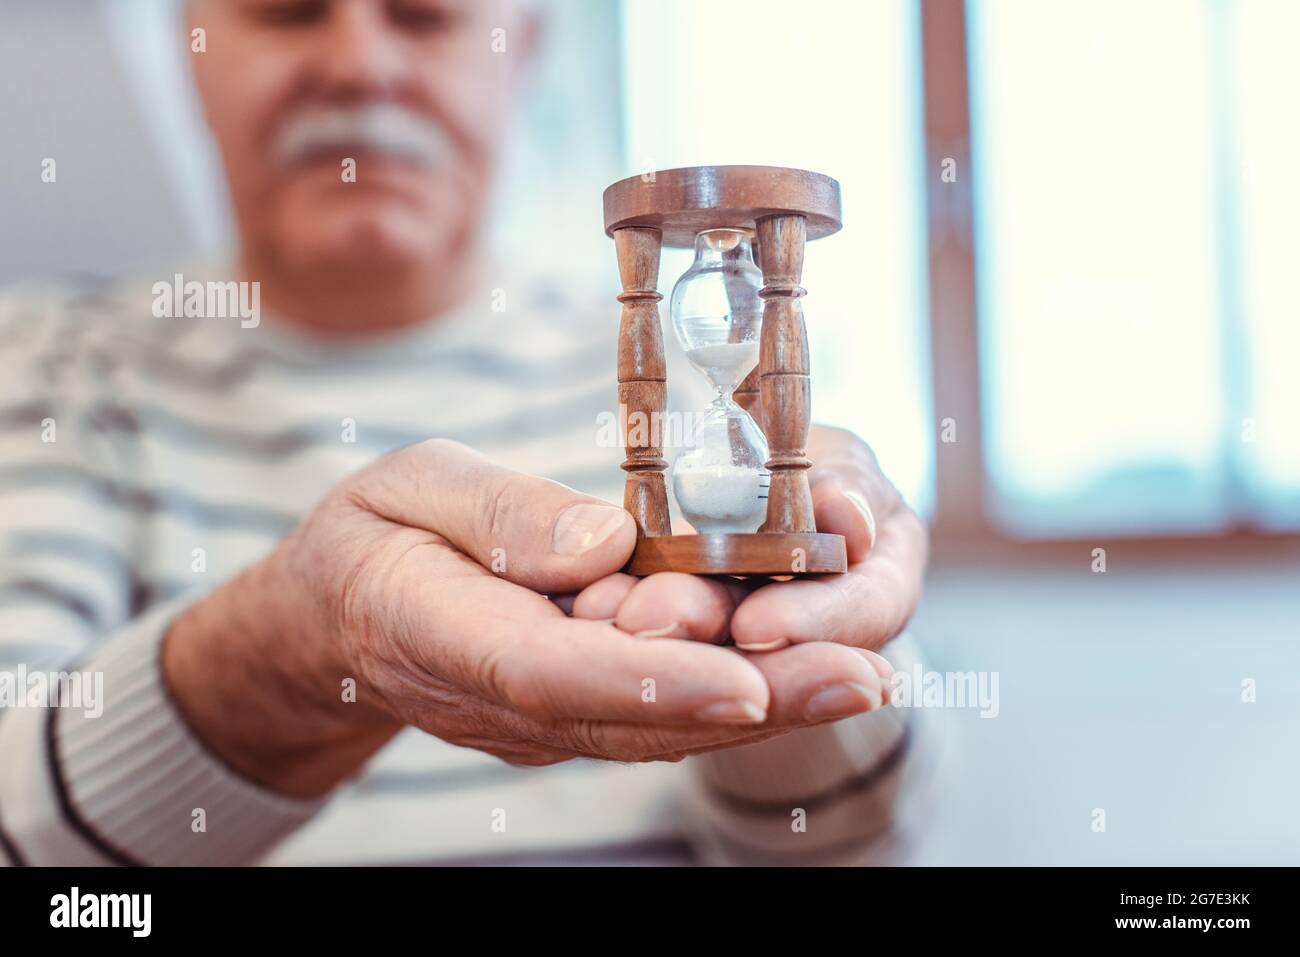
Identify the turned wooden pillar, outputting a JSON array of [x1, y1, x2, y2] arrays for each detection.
[[614, 226, 671, 538], [756, 214, 815, 533]]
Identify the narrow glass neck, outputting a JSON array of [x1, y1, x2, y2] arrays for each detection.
[[692, 228, 755, 267]]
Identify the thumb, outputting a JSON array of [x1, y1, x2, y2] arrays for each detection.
[[354, 439, 636, 594]]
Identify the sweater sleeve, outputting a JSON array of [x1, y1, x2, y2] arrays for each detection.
[[679, 633, 940, 865], [0, 287, 323, 866], [0, 597, 326, 866]]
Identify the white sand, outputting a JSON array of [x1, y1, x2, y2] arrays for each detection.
[[673, 464, 767, 533], [685, 342, 760, 391]]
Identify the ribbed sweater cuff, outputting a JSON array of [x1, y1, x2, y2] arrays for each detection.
[[683, 634, 921, 863], [52, 597, 326, 865]]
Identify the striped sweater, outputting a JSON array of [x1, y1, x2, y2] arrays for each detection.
[[0, 263, 928, 866]]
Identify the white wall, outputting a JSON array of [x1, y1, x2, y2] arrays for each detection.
[[0, 0, 195, 284]]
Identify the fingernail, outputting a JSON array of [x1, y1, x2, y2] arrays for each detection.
[[694, 700, 767, 725], [734, 637, 789, 652], [843, 490, 877, 549], [804, 682, 878, 721], [634, 622, 684, 639], [859, 648, 895, 679], [552, 504, 629, 556]]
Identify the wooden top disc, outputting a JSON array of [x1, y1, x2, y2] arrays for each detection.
[[603, 165, 843, 248]]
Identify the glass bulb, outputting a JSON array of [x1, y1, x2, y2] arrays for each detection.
[[668, 228, 770, 534]]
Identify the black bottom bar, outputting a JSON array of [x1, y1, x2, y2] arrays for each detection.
[[0, 865, 1273, 944]]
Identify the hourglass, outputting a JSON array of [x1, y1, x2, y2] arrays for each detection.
[[603, 165, 848, 577]]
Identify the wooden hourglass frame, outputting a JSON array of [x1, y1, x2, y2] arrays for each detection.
[[603, 164, 848, 577]]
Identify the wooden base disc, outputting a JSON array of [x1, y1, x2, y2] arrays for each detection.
[[627, 532, 847, 578]]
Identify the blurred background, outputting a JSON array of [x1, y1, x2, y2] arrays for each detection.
[[1, 0, 1297, 863]]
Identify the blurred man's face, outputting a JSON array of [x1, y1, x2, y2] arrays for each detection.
[[189, 0, 530, 287]]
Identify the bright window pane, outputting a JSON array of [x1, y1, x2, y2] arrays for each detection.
[[619, 0, 933, 513], [1234, 0, 1300, 527], [970, 0, 1226, 535]]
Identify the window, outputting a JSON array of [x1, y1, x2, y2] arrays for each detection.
[[1233, 0, 1300, 528], [968, 0, 1300, 536]]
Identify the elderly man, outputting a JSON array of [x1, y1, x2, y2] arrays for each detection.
[[0, 0, 929, 866]]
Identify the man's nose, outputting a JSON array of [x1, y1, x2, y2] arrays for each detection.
[[315, 3, 409, 99]]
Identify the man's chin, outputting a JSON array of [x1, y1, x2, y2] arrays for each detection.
[[277, 213, 450, 280]]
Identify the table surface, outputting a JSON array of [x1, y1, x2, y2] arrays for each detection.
[[901, 552, 1300, 865]]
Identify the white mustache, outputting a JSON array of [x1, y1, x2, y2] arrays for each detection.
[[273, 102, 453, 169]]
